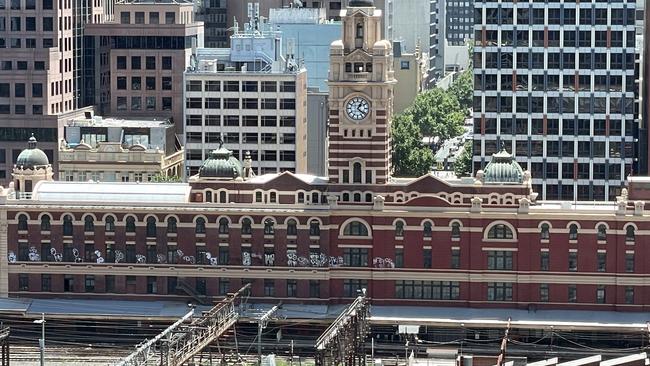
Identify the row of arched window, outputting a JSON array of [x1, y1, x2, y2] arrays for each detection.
[[16, 214, 639, 242]]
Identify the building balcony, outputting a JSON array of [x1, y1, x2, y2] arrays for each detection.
[[345, 72, 370, 81]]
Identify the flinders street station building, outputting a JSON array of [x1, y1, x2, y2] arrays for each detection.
[[2, 0, 650, 315]]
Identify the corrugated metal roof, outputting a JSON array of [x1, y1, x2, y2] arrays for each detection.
[[32, 181, 191, 204]]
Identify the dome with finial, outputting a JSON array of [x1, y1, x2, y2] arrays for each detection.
[[349, 0, 374, 7], [483, 146, 524, 184], [198, 139, 243, 179], [15, 134, 50, 169]]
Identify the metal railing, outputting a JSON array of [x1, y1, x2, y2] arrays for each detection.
[[116, 284, 250, 366]]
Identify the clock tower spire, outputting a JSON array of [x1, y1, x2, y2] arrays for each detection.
[[327, 0, 395, 185]]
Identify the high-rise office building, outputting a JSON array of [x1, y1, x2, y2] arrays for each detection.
[[199, 0, 227, 48], [473, 0, 637, 201], [446, 1, 474, 46], [429, 0, 474, 85], [85, 0, 204, 133], [0, 0, 106, 185], [183, 18, 307, 176]]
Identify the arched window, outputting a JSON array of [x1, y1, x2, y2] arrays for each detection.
[[219, 191, 227, 203], [241, 218, 252, 235], [205, 191, 212, 203], [395, 221, 404, 237], [195, 217, 206, 234], [146, 217, 157, 237], [84, 216, 94, 232], [297, 192, 305, 203], [63, 215, 73, 236], [626, 226, 635, 241], [451, 222, 461, 238], [342, 193, 350, 201], [353, 193, 361, 202], [365, 62, 373, 73], [167, 217, 177, 234], [105, 216, 115, 232], [309, 220, 320, 236], [540, 223, 550, 240], [353, 163, 362, 183], [40, 215, 51, 231], [219, 218, 229, 234], [597, 224, 607, 241], [569, 224, 578, 240], [487, 224, 514, 239], [17, 214, 28, 230], [311, 192, 319, 204], [343, 221, 369, 236], [287, 219, 297, 236], [264, 219, 275, 235], [355, 22, 363, 38], [269, 192, 277, 203], [365, 193, 372, 202], [126, 217, 136, 233], [423, 222, 433, 238]]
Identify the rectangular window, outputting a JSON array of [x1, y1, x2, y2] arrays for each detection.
[[116, 56, 127, 69], [309, 280, 320, 298], [64, 275, 74, 292], [487, 251, 513, 270], [287, 280, 297, 297], [149, 12, 159, 24], [451, 248, 460, 269], [85, 275, 95, 292], [423, 248, 432, 268], [105, 275, 115, 292], [343, 248, 368, 267], [223, 98, 239, 109], [147, 276, 157, 294], [19, 274, 28, 291], [568, 284, 577, 302], [625, 253, 634, 273], [165, 12, 175, 24], [540, 251, 549, 271], [261, 81, 276, 92], [568, 251, 578, 271], [539, 283, 549, 302], [116, 76, 127, 90], [218, 278, 230, 296], [32, 83, 42, 98], [146, 77, 155, 90], [196, 278, 206, 295], [242, 81, 258, 92], [280, 81, 296, 92], [280, 99, 295, 109], [395, 281, 460, 300], [224, 81, 239, 92], [395, 248, 404, 268], [625, 286, 634, 304], [343, 279, 367, 297], [120, 11, 130, 24], [146, 56, 155, 70], [487, 282, 513, 301], [264, 279, 275, 296], [130, 56, 141, 70], [135, 11, 145, 24], [41, 274, 51, 292], [596, 285, 605, 304], [162, 56, 172, 70], [597, 252, 606, 272]]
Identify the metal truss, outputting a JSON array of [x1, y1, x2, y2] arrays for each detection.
[[116, 284, 250, 366], [0, 327, 9, 366], [315, 292, 370, 366]]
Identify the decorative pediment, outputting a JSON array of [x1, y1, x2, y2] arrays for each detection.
[[346, 48, 371, 62]]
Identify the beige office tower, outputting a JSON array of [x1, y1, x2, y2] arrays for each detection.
[[85, 0, 204, 133], [0, 0, 106, 185]]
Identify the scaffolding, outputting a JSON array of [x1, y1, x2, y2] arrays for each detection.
[[116, 284, 250, 366], [315, 292, 370, 366], [0, 327, 9, 366]]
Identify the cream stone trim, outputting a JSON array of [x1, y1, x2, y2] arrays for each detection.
[[482, 247, 518, 251]]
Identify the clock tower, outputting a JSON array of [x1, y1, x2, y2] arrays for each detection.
[[327, 0, 396, 185]]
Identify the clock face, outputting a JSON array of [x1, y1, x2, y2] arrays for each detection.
[[346, 97, 370, 121]]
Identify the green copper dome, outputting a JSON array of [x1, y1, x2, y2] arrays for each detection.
[[198, 144, 243, 179], [483, 148, 524, 184], [16, 135, 49, 169]]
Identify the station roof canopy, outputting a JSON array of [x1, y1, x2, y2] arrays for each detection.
[[32, 181, 191, 204]]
